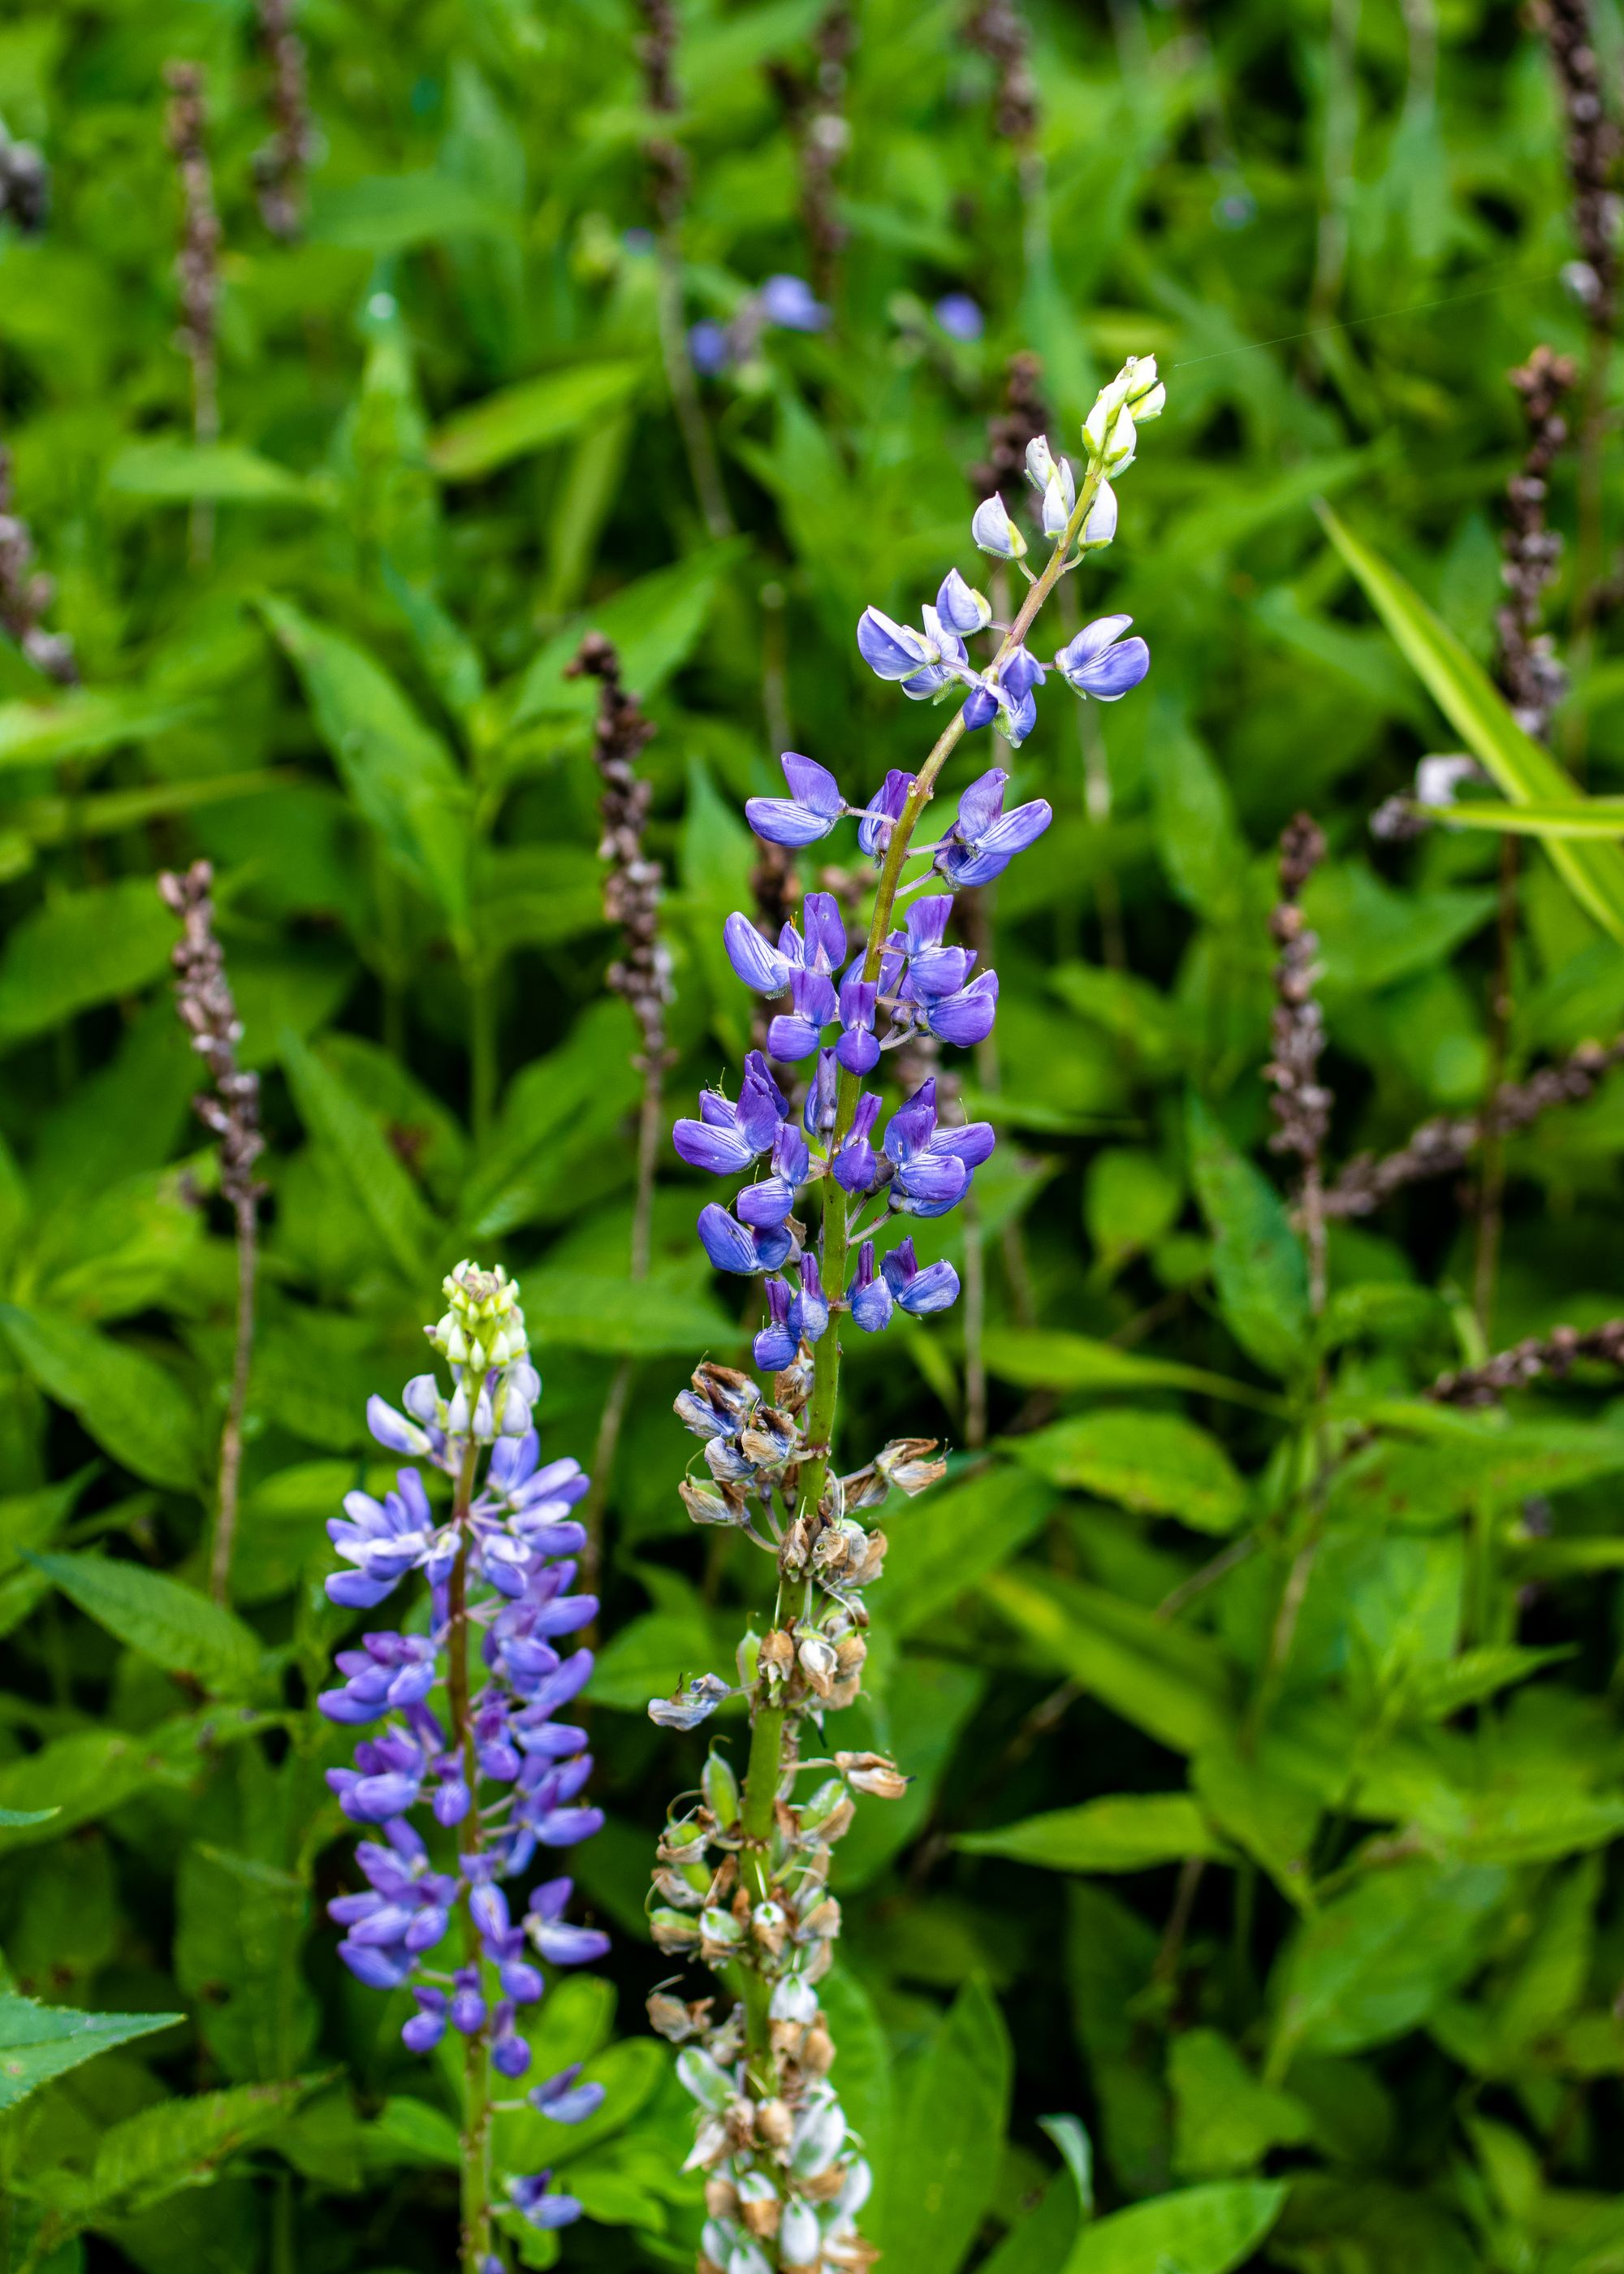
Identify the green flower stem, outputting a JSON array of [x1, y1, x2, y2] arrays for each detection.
[[447, 1434, 494, 2273], [732, 456, 1105, 2077]]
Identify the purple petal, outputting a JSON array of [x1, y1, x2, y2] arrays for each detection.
[[697, 1204, 762, 1275], [673, 1118, 758, 1174], [926, 970, 1000, 1047], [724, 911, 794, 992], [857, 607, 932, 681], [745, 796, 839, 848]]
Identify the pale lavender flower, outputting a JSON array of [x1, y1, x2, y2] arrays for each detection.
[[1053, 613, 1150, 700]]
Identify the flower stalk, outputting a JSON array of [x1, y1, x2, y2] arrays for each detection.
[[162, 62, 222, 564], [650, 357, 1164, 2272], [157, 861, 265, 1605]]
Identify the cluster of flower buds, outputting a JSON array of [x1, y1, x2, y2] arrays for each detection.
[[646, 1742, 900, 2274], [691, 272, 830, 378], [319, 1261, 608, 2240]]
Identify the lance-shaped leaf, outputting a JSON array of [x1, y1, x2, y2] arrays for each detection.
[[1066, 2178, 1288, 2273], [0, 878, 178, 1049], [428, 360, 644, 481], [22, 2076, 317, 2221], [958, 1793, 1230, 1874], [1319, 502, 1624, 944], [1187, 1094, 1310, 1381], [26, 1550, 262, 1693], [1009, 1408, 1249, 1534], [872, 1976, 1013, 2274], [0, 1995, 183, 2112], [0, 1305, 204, 1492], [261, 597, 471, 930], [279, 1028, 443, 1283]]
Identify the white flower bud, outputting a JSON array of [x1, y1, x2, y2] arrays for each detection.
[[1040, 457, 1076, 537], [1078, 478, 1117, 551], [677, 2046, 733, 2112], [1024, 434, 1057, 491], [970, 493, 1026, 560], [781, 2202, 823, 2266], [728, 2241, 774, 2274], [790, 2090, 847, 2176], [797, 1634, 839, 1697], [701, 2220, 740, 2264], [445, 1380, 471, 1436], [770, 1974, 819, 2023], [832, 2158, 872, 2217]]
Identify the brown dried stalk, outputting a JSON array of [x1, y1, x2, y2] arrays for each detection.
[[1431, 1318, 1624, 1407], [1264, 815, 1331, 1311], [963, 0, 1039, 145], [0, 447, 77, 686], [1324, 1035, 1624, 1218], [163, 63, 222, 566], [252, 0, 316, 240], [768, 6, 855, 303], [568, 634, 672, 1562], [966, 350, 1049, 512], [158, 862, 265, 1604], [634, 0, 731, 539]]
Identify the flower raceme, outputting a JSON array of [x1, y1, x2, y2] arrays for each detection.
[[318, 1260, 610, 2247], [652, 353, 1165, 2274]]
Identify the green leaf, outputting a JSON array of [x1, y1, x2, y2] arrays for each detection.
[[0, 1710, 273, 1848], [512, 544, 746, 724], [874, 1976, 1013, 2274], [1268, 1861, 1508, 2073], [0, 1305, 204, 1491], [310, 171, 516, 250], [0, 1995, 182, 2111], [0, 690, 197, 774], [982, 1328, 1285, 1416], [1186, 1094, 1311, 1379], [1194, 1738, 1321, 1909], [1064, 2179, 1288, 2274], [26, 2077, 314, 2220], [107, 442, 319, 506], [1325, 1422, 1624, 1531], [985, 1567, 1235, 1756], [27, 1551, 261, 1693], [1319, 502, 1624, 943], [176, 1846, 319, 2084], [261, 598, 471, 927], [881, 1463, 1056, 1639], [0, 877, 177, 1048], [1010, 1408, 1248, 1533], [1428, 797, 1624, 837], [0, 1804, 58, 1826], [428, 362, 644, 481], [1170, 2031, 1311, 2179], [279, 1028, 443, 1282], [958, 1794, 1229, 1873], [521, 1269, 740, 1355]]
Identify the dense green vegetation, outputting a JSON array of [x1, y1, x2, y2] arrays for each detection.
[[4, 1, 1624, 2270]]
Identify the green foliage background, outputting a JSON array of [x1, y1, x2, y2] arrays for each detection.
[[2, 1, 1624, 2270]]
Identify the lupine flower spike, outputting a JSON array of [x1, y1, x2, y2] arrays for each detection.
[[650, 357, 1165, 2271], [320, 1262, 607, 2266]]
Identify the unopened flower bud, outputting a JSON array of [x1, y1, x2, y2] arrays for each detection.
[[651, 1907, 703, 1953], [802, 2016, 835, 2072], [737, 2170, 781, 2237], [970, 493, 1026, 560], [677, 2045, 732, 2111], [706, 2177, 741, 2220], [781, 2199, 823, 2268], [702, 1749, 741, 1827], [757, 2097, 794, 2151], [759, 1628, 795, 1685], [752, 1900, 788, 1956], [1024, 434, 1058, 491], [1078, 478, 1118, 551]]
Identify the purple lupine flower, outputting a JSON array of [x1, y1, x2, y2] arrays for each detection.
[[672, 1067, 784, 1173], [857, 595, 978, 702], [766, 966, 839, 1061], [857, 768, 915, 861], [760, 273, 828, 331], [510, 2172, 584, 2229], [848, 1239, 895, 1332], [697, 1203, 792, 1275], [972, 493, 1026, 560], [689, 319, 731, 374], [803, 1048, 840, 1139], [935, 767, 1053, 889], [836, 967, 879, 1073], [320, 1260, 607, 2123], [1053, 613, 1150, 700], [882, 1236, 961, 1314], [935, 568, 992, 636], [935, 292, 984, 341], [832, 1093, 883, 1194], [754, 1277, 797, 1372], [788, 1252, 829, 1344], [529, 2060, 607, 2125], [883, 1079, 994, 1217], [745, 752, 847, 846], [723, 893, 847, 992], [924, 969, 1000, 1047]]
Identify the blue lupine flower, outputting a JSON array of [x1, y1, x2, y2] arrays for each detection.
[[1053, 613, 1150, 700], [935, 767, 1053, 888], [935, 568, 992, 635], [934, 292, 984, 341], [836, 967, 879, 1072], [788, 1253, 829, 1343], [923, 968, 1000, 1047], [321, 1261, 606, 2105], [689, 319, 731, 374], [745, 752, 847, 846], [723, 892, 848, 992], [759, 273, 828, 331], [832, 1093, 882, 1193], [529, 2060, 607, 2125], [882, 1237, 961, 1314], [767, 966, 839, 1061], [672, 1069, 784, 1173], [848, 1239, 896, 1331], [883, 1079, 995, 1217], [509, 2172, 583, 2230], [857, 768, 915, 860], [697, 1202, 792, 1275], [803, 1048, 840, 1138], [754, 1277, 797, 1372]]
